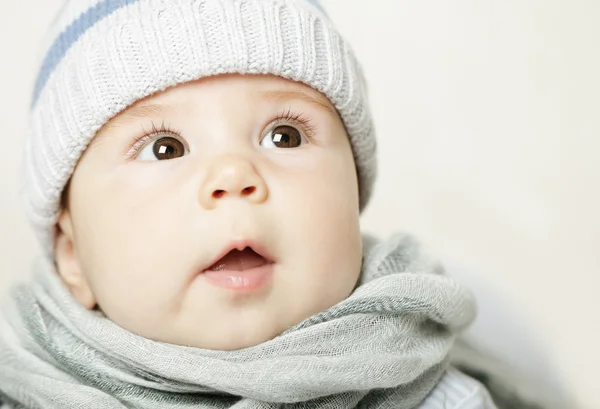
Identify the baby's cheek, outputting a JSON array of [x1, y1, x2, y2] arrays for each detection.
[[74, 198, 176, 309], [85, 239, 182, 329], [117, 160, 183, 190]]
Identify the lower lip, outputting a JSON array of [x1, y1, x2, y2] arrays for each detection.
[[202, 263, 274, 291]]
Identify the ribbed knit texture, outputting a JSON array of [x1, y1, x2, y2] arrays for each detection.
[[22, 0, 377, 255]]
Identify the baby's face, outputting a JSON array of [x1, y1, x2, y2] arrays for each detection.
[[55, 74, 362, 350]]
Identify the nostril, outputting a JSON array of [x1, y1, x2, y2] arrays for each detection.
[[242, 186, 256, 196], [211, 187, 257, 200]]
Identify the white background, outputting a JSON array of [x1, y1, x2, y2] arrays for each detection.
[[1, 0, 599, 407]]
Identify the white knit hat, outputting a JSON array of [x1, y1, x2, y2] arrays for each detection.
[[22, 0, 377, 255]]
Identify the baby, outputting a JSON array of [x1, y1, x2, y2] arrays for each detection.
[[0, 0, 498, 408]]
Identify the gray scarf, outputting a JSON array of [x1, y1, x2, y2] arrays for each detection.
[[0, 233, 476, 409]]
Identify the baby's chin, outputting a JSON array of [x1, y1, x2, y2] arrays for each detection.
[[197, 327, 284, 351], [129, 293, 352, 351], [155, 322, 286, 351], [115, 307, 298, 351]]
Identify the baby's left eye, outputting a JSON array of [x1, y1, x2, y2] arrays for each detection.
[[136, 136, 189, 161], [260, 125, 304, 149]]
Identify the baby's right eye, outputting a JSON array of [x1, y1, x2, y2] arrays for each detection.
[[135, 136, 189, 161]]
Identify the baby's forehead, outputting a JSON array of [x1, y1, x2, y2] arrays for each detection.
[[94, 74, 339, 142], [112, 74, 336, 120]]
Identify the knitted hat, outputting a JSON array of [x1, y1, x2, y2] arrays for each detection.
[[22, 0, 377, 255]]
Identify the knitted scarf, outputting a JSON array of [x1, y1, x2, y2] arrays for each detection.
[[0, 233, 476, 408]]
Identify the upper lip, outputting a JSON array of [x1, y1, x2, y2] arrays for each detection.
[[202, 239, 275, 272]]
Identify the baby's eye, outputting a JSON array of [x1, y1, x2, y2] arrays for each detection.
[[136, 136, 189, 161], [260, 125, 304, 149]]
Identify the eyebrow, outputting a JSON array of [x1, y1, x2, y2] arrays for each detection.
[[260, 89, 338, 116]]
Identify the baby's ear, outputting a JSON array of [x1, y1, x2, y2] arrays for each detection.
[[54, 210, 97, 310]]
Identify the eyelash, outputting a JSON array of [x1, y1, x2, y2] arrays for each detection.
[[127, 121, 183, 157], [270, 108, 317, 140], [126, 110, 317, 157]]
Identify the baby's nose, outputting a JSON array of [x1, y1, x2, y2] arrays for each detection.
[[199, 155, 268, 209]]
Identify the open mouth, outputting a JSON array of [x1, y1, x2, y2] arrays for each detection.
[[201, 243, 275, 291], [206, 247, 269, 272]]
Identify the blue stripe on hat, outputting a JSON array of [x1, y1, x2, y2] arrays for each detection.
[[32, 0, 137, 108], [306, 0, 327, 15], [32, 0, 327, 108]]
